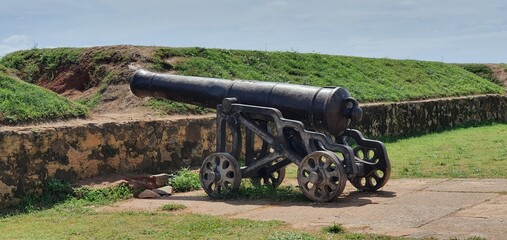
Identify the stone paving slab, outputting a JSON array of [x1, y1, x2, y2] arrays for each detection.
[[100, 179, 507, 239], [424, 179, 507, 193]]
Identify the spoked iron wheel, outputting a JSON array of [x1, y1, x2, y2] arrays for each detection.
[[349, 146, 391, 191], [200, 153, 241, 198], [297, 151, 347, 202], [248, 143, 286, 188]]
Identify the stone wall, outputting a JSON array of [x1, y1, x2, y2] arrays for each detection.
[[356, 95, 507, 138], [0, 117, 216, 205], [1, 94, 506, 205]]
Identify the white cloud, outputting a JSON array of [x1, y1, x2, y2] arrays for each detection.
[[2, 34, 29, 44], [0, 35, 31, 57]]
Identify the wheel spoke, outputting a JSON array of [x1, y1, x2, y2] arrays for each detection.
[[309, 184, 317, 196], [299, 175, 310, 184], [202, 173, 215, 186]]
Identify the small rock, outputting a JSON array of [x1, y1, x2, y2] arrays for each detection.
[[137, 189, 160, 199], [153, 186, 173, 196], [151, 173, 170, 188], [112, 179, 129, 187], [127, 176, 157, 189]]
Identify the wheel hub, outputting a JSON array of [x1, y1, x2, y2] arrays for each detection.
[[309, 171, 323, 184]]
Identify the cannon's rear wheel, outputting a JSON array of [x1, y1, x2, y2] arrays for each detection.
[[297, 151, 347, 202], [349, 146, 391, 191], [200, 153, 241, 198], [251, 165, 286, 188], [249, 148, 286, 188]]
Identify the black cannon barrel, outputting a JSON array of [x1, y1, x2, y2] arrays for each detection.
[[130, 70, 362, 135]]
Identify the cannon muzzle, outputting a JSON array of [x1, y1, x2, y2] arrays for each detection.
[[130, 69, 362, 135]]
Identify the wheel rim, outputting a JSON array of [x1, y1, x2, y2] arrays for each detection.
[[349, 147, 391, 191], [200, 153, 241, 198], [297, 151, 347, 202]]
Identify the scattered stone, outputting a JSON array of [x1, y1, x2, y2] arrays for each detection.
[[151, 173, 170, 188], [137, 189, 160, 199], [153, 186, 173, 196], [127, 176, 157, 189]]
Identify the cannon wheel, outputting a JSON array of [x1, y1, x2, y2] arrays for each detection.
[[200, 152, 242, 198], [249, 128, 287, 188], [251, 158, 286, 188], [349, 146, 391, 191], [297, 151, 347, 202]]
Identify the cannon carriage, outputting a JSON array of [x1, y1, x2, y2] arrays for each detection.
[[130, 70, 391, 202]]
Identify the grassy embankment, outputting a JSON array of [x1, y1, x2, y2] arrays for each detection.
[[147, 47, 505, 112], [1, 47, 504, 122], [458, 63, 505, 86], [150, 48, 504, 102], [0, 65, 87, 124]]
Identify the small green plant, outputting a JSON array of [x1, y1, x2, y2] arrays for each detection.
[[5, 180, 134, 215], [169, 168, 201, 192], [268, 232, 318, 240], [19, 179, 74, 211], [160, 203, 187, 211], [322, 223, 346, 234], [74, 183, 133, 205]]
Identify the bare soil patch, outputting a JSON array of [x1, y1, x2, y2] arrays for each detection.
[[487, 64, 507, 89]]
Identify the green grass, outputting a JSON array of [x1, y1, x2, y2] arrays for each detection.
[[387, 123, 507, 178], [458, 64, 502, 85], [322, 224, 346, 234], [0, 47, 84, 83], [232, 183, 307, 202], [152, 47, 504, 103], [160, 203, 187, 211], [0, 205, 404, 240], [0, 72, 88, 124], [144, 98, 212, 115], [169, 168, 201, 192], [6, 179, 133, 214]]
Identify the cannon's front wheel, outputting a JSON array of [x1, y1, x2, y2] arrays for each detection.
[[297, 151, 347, 202], [200, 153, 241, 198]]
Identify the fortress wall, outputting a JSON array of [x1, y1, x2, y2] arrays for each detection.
[[0, 117, 216, 206], [357, 94, 507, 138]]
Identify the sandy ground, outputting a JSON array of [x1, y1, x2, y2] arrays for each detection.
[[98, 178, 507, 240]]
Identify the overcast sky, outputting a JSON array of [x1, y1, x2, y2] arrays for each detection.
[[1, 0, 506, 63]]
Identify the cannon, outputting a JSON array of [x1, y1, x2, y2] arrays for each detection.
[[130, 69, 391, 202]]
